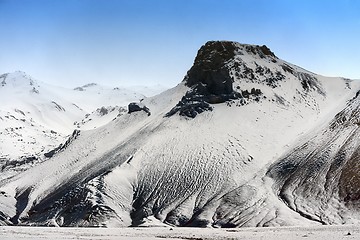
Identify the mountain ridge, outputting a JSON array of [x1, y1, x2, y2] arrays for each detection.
[[0, 71, 163, 168]]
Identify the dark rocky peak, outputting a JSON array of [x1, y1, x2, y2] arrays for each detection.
[[191, 41, 236, 71], [185, 41, 278, 95], [165, 41, 242, 118], [185, 41, 237, 95], [166, 41, 279, 118], [167, 40, 324, 119]]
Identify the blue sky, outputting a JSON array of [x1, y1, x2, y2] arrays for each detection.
[[0, 0, 359, 88]]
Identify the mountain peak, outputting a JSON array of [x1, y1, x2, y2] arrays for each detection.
[[185, 41, 236, 95], [167, 41, 244, 118], [168, 40, 329, 118], [185, 41, 277, 92], [0, 71, 38, 89], [192, 41, 237, 70], [167, 41, 280, 118], [191, 41, 277, 67]]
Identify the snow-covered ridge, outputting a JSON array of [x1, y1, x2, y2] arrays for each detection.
[[0, 41, 360, 228], [0, 71, 162, 164]]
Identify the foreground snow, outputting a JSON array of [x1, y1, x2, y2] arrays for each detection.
[[0, 225, 359, 240]]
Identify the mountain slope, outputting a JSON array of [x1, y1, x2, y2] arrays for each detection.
[[267, 90, 360, 225], [0, 41, 359, 228], [0, 71, 150, 179]]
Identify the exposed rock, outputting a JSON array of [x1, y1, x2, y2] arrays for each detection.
[[73, 83, 97, 91], [44, 130, 80, 158], [1, 156, 38, 171], [128, 102, 151, 116], [185, 41, 236, 95], [73, 87, 85, 91], [82, 83, 97, 88], [166, 41, 272, 118], [281, 64, 294, 74], [167, 41, 243, 118], [30, 87, 39, 94], [51, 101, 65, 111], [297, 72, 325, 95], [164, 93, 214, 118], [98, 107, 109, 116], [0, 211, 12, 225], [14, 109, 25, 116], [245, 44, 277, 59], [0, 73, 8, 87]]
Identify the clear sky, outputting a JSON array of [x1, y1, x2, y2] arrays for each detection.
[[0, 0, 359, 88]]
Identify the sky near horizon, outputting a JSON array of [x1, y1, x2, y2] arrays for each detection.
[[0, 0, 359, 88]]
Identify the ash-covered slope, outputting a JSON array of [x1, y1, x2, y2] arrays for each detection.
[[0, 41, 359, 228], [267, 90, 360, 225]]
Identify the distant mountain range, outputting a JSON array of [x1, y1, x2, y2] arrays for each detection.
[[0, 41, 359, 228], [0, 71, 164, 168]]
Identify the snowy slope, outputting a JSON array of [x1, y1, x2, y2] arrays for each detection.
[[0, 41, 359, 228], [0, 71, 153, 172], [267, 90, 360, 225]]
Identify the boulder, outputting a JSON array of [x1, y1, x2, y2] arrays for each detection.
[[128, 102, 151, 116]]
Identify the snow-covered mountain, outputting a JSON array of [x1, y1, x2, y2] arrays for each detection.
[[0, 41, 359, 228], [0, 71, 159, 174]]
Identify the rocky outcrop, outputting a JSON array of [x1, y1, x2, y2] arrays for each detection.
[[1, 156, 38, 171], [44, 130, 80, 158], [167, 41, 243, 118], [244, 44, 277, 59], [166, 41, 275, 118], [128, 102, 151, 116], [0, 73, 8, 87], [185, 41, 236, 95]]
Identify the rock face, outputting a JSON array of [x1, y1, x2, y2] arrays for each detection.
[[166, 41, 242, 118], [186, 41, 236, 95]]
